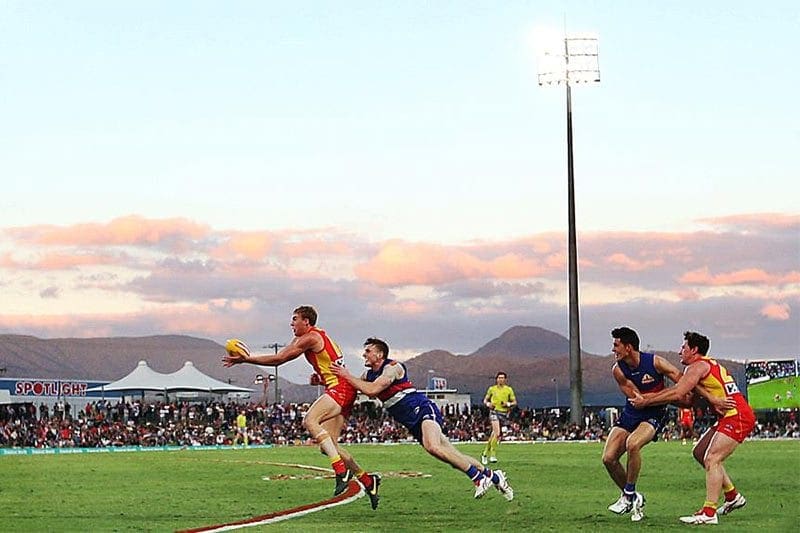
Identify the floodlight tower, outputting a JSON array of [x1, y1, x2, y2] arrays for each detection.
[[537, 33, 600, 426]]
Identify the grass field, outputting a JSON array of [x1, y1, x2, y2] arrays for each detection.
[[2, 440, 798, 532]]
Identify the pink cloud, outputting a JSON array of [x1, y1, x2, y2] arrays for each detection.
[[2, 212, 797, 352], [0, 304, 261, 338], [489, 254, 545, 278], [605, 253, 664, 271], [280, 239, 356, 258], [0, 252, 126, 271], [210, 232, 275, 261], [5, 215, 210, 251], [150, 305, 262, 335], [675, 288, 701, 301], [355, 241, 548, 286], [39, 252, 125, 270], [0, 253, 16, 268], [207, 229, 359, 262], [544, 252, 565, 269], [355, 241, 476, 286], [0, 314, 102, 336], [698, 212, 800, 230], [760, 302, 791, 321], [679, 267, 800, 286], [370, 300, 430, 315]]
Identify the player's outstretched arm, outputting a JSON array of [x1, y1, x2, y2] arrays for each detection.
[[654, 355, 683, 384], [693, 384, 736, 413], [631, 361, 707, 408], [223, 334, 310, 368], [331, 364, 393, 397]]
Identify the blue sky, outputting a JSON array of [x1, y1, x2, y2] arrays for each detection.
[[1, 1, 798, 379]]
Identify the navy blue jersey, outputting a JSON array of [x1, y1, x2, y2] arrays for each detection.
[[617, 352, 667, 429], [364, 358, 443, 443], [366, 359, 415, 403]]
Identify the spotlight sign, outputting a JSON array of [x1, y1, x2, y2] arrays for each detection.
[[14, 380, 88, 396], [0, 378, 115, 399]]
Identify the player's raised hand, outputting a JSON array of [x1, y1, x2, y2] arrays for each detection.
[[222, 351, 244, 367], [223, 338, 250, 367]]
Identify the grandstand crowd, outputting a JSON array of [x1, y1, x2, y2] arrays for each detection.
[[745, 359, 798, 381], [1, 399, 798, 449]]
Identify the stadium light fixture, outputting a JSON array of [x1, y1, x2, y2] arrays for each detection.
[[536, 30, 600, 427], [263, 343, 286, 405]]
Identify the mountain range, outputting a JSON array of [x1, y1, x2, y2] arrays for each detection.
[[0, 327, 745, 408]]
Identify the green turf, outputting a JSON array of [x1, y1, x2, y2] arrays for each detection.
[[1, 440, 798, 532]]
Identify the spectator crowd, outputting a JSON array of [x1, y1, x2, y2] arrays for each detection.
[[1, 399, 798, 449], [746, 359, 799, 382]]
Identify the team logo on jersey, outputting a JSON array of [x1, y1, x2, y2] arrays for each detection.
[[641, 373, 655, 385]]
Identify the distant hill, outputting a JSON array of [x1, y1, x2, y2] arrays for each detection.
[[0, 328, 745, 408], [471, 326, 568, 360], [401, 327, 745, 407], [0, 334, 302, 403]]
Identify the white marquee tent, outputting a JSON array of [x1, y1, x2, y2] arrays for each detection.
[[169, 361, 252, 393], [86, 360, 252, 394]]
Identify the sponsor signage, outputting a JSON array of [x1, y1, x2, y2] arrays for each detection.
[[431, 377, 448, 390], [15, 380, 87, 396], [0, 378, 115, 399]]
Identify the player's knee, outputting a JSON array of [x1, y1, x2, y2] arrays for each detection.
[[309, 426, 327, 443], [302, 417, 317, 433], [702, 451, 722, 469], [423, 441, 438, 455], [601, 452, 617, 467], [424, 441, 444, 458], [625, 441, 642, 454]]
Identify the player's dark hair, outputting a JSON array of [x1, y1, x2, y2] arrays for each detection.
[[364, 337, 389, 358], [496, 371, 507, 379], [684, 331, 709, 355], [293, 305, 317, 326], [611, 326, 640, 351]]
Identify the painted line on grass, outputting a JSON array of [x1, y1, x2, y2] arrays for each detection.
[[176, 479, 363, 532]]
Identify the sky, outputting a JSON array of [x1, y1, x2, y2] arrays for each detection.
[[1, 1, 798, 380]]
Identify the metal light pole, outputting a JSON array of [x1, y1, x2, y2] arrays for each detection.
[[537, 32, 600, 426], [264, 343, 285, 405], [553, 377, 559, 408]]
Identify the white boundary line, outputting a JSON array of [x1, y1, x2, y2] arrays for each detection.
[[177, 464, 365, 533], [187, 483, 364, 532]]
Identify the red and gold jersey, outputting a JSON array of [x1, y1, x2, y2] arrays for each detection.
[[679, 407, 694, 425], [694, 356, 754, 419], [304, 326, 348, 389]]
